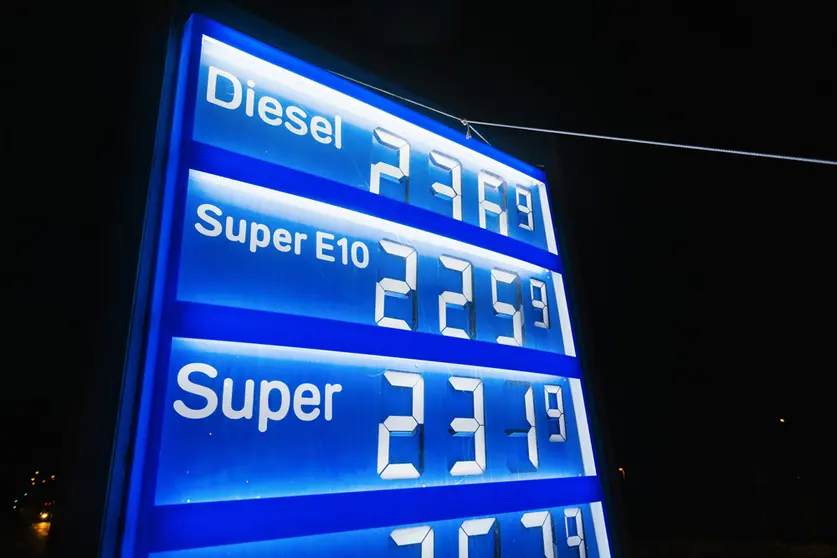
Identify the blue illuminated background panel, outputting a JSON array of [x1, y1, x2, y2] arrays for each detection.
[[119, 13, 615, 558]]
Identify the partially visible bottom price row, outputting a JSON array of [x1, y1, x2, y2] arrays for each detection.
[[150, 501, 611, 558]]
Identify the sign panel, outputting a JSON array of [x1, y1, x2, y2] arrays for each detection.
[[120, 14, 615, 558]]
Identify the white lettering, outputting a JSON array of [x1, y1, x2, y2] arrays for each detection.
[[245, 80, 256, 117], [258, 96, 282, 125], [206, 66, 242, 110], [272, 228, 292, 252], [324, 384, 342, 421], [194, 204, 378, 270], [174, 366, 340, 429], [195, 204, 222, 237], [351, 241, 369, 268], [225, 217, 246, 243], [249, 222, 270, 253], [293, 383, 321, 421], [334, 115, 342, 149], [294, 232, 307, 255], [258, 380, 291, 432], [222, 378, 254, 419], [337, 237, 348, 264], [316, 231, 335, 262], [310, 116, 333, 144], [284, 106, 308, 135], [174, 364, 218, 419], [206, 66, 343, 148]]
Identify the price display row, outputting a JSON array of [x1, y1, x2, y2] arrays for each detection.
[[150, 501, 608, 558], [155, 337, 596, 505], [195, 35, 556, 253], [177, 171, 575, 355]]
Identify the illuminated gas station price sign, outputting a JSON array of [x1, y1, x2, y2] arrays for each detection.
[[120, 14, 615, 558]]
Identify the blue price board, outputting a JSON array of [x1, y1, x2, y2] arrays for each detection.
[[119, 13, 616, 558]]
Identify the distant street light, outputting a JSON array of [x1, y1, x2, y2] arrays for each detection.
[[618, 467, 626, 481]]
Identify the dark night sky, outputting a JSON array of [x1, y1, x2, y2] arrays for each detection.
[[6, 0, 836, 548]]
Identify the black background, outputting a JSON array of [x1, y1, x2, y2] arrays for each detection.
[[5, 0, 836, 554]]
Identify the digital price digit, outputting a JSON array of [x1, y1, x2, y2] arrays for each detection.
[[478, 170, 508, 236], [391, 525, 434, 558], [545, 385, 567, 443], [377, 371, 424, 480], [371, 128, 410, 198], [439, 256, 474, 339], [430, 151, 463, 221], [516, 186, 535, 231], [376, 240, 417, 331], [505, 381, 539, 471], [449, 377, 486, 476], [564, 508, 587, 558], [491, 269, 524, 346], [522, 511, 556, 558], [459, 518, 497, 558], [530, 278, 549, 329]]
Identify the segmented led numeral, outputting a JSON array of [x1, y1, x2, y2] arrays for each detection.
[[391, 526, 434, 558], [522, 511, 557, 558], [478, 170, 508, 235], [458, 518, 497, 558], [430, 151, 462, 221], [376, 240, 417, 331], [516, 186, 534, 231], [370, 128, 410, 197], [491, 269, 523, 346], [448, 377, 486, 476], [530, 278, 549, 329], [505, 381, 539, 471], [544, 385, 567, 442], [377, 371, 424, 480], [564, 508, 587, 558], [439, 256, 474, 339]]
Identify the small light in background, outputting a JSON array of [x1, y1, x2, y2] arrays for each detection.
[[42, 480, 46, 484], [780, 418, 786, 423], [51, 475, 55, 480], [31, 478, 35, 481], [40, 512, 49, 520], [24, 493, 28, 497], [35, 471, 39, 475]]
